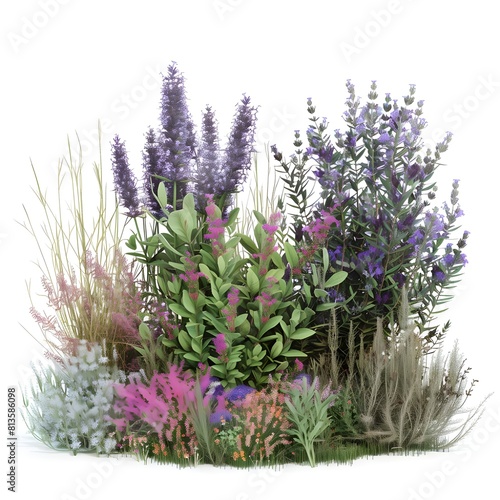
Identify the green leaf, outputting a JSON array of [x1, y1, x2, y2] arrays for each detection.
[[314, 289, 329, 299], [199, 263, 212, 281], [217, 255, 226, 275], [138, 322, 151, 341], [178, 330, 191, 351], [183, 192, 196, 214], [234, 313, 248, 328], [191, 336, 203, 355], [169, 303, 192, 318], [324, 270, 348, 288], [262, 362, 278, 372], [316, 303, 339, 312], [322, 247, 329, 276], [270, 340, 283, 358], [238, 234, 259, 255], [289, 328, 316, 341], [126, 234, 137, 250], [157, 181, 168, 209], [168, 209, 195, 243], [252, 344, 262, 356], [284, 241, 299, 268], [226, 207, 240, 227], [282, 349, 307, 357], [253, 210, 267, 224], [210, 365, 226, 377], [157, 233, 184, 257], [182, 290, 197, 315], [259, 315, 283, 336], [247, 268, 260, 295], [183, 352, 201, 363], [186, 322, 205, 338]]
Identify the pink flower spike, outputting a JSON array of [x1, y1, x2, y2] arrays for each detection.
[[213, 333, 227, 355]]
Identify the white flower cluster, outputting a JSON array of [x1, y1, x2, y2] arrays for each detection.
[[22, 341, 120, 455]]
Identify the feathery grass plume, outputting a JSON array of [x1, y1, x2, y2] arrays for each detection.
[[332, 288, 490, 449], [21, 340, 120, 455], [186, 376, 225, 465], [20, 131, 141, 366], [110, 135, 141, 217]]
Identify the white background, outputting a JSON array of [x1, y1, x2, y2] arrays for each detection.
[[1, 1, 499, 499]]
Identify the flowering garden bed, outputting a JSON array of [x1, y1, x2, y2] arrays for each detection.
[[21, 64, 487, 467]]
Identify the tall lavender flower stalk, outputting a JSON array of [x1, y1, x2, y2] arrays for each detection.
[[110, 135, 141, 217], [142, 127, 164, 217], [195, 105, 222, 209], [219, 95, 257, 209], [195, 96, 257, 212], [156, 62, 197, 209]]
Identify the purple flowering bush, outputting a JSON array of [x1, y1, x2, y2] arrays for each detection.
[[273, 81, 469, 365]]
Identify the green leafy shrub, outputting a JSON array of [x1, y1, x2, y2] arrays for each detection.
[[126, 193, 346, 388], [284, 376, 337, 467]]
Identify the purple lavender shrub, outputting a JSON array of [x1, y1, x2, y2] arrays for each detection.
[[275, 80, 469, 363]]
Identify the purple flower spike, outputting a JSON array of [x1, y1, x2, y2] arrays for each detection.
[[196, 105, 222, 208], [219, 95, 258, 208], [142, 127, 164, 216], [158, 62, 197, 208], [111, 135, 141, 217]]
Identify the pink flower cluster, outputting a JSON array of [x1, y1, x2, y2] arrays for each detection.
[[221, 287, 240, 332], [295, 208, 340, 274], [256, 291, 277, 324], [111, 366, 211, 459], [213, 333, 228, 357], [252, 212, 282, 275], [230, 382, 291, 461], [179, 252, 206, 300], [204, 194, 227, 258]]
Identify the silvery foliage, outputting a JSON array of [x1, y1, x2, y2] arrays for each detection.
[[22, 340, 124, 454]]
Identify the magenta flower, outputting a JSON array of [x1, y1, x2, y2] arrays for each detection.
[[222, 287, 240, 332], [213, 333, 227, 355]]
